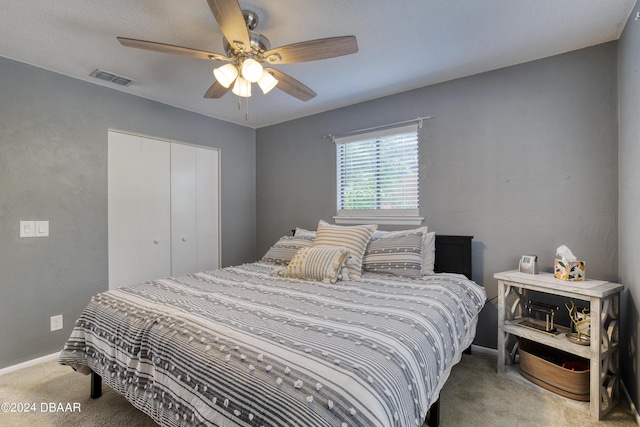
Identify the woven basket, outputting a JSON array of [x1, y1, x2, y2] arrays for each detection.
[[518, 339, 590, 401]]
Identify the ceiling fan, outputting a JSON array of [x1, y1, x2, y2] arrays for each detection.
[[117, 0, 358, 102]]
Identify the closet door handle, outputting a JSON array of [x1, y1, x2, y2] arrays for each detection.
[[154, 239, 160, 244], [181, 236, 187, 242]]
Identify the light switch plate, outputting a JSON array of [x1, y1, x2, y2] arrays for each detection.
[[50, 314, 63, 331], [20, 221, 35, 237], [35, 221, 49, 237]]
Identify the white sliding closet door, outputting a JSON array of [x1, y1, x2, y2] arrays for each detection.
[[170, 143, 198, 276], [108, 131, 220, 290], [108, 132, 171, 288], [170, 144, 220, 275], [196, 148, 219, 272], [140, 138, 172, 280]]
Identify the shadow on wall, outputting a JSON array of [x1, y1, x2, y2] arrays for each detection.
[[470, 240, 498, 349], [621, 289, 638, 408], [471, 240, 485, 284], [475, 302, 498, 349]]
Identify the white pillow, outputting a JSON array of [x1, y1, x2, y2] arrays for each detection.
[[422, 231, 436, 275], [294, 227, 316, 238], [312, 220, 377, 280]]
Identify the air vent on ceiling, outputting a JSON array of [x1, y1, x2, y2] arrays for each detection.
[[90, 69, 134, 86]]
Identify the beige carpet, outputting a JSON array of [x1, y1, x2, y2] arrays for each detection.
[[0, 350, 636, 426]]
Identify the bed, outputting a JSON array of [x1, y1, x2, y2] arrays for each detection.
[[59, 224, 486, 427]]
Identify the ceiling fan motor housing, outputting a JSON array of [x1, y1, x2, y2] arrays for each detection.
[[242, 9, 259, 31], [224, 10, 270, 59], [223, 30, 271, 59]]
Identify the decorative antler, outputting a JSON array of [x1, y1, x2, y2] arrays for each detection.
[[565, 301, 590, 340]]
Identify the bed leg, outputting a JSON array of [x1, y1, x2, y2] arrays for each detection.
[[91, 371, 102, 399], [426, 398, 440, 427], [464, 345, 472, 355]]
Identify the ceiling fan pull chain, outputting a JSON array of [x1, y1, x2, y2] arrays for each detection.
[[245, 96, 249, 121]]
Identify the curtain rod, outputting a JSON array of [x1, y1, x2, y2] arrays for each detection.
[[323, 116, 434, 143]]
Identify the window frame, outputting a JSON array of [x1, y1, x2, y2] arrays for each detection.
[[334, 123, 423, 226]]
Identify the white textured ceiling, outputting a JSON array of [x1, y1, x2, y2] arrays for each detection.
[[0, 0, 636, 128]]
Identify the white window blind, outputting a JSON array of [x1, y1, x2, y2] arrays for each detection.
[[335, 123, 422, 225]]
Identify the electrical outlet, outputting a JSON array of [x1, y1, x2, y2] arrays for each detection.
[[50, 315, 63, 331]]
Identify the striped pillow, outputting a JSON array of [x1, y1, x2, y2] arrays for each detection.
[[261, 236, 314, 265], [372, 227, 435, 275], [312, 220, 377, 280], [282, 247, 349, 283], [363, 232, 423, 278]]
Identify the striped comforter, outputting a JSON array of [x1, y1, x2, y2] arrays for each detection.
[[59, 262, 486, 427]]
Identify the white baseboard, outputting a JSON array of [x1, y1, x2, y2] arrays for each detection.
[[0, 353, 59, 376]]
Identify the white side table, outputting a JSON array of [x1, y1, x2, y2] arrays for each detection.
[[494, 270, 622, 420]]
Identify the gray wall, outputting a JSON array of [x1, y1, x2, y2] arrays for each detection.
[[256, 42, 619, 350], [0, 56, 256, 369], [618, 0, 639, 412]]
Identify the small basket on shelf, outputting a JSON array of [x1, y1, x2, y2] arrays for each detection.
[[518, 339, 590, 401]]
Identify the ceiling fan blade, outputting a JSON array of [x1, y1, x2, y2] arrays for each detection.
[[117, 37, 229, 61], [263, 36, 358, 64], [264, 68, 316, 101], [204, 81, 231, 98], [206, 0, 251, 53]]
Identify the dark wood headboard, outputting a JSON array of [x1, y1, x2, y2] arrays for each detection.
[[434, 235, 473, 279]]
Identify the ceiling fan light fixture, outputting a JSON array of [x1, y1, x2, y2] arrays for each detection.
[[257, 70, 278, 94], [213, 63, 238, 88], [232, 76, 252, 97], [241, 58, 264, 83]]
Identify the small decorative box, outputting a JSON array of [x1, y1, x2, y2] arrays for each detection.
[[554, 259, 586, 281]]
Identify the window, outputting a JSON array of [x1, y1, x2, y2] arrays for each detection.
[[334, 123, 423, 225]]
